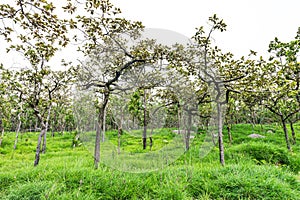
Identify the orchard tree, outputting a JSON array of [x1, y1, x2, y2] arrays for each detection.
[[241, 29, 300, 151], [258, 33, 300, 151], [49, 81, 74, 135], [0, 66, 12, 146], [169, 15, 255, 166], [76, 34, 145, 169], [165, 73, 210, 150], [125, 61, 168, 149], [180, 80, 210, 150], [73, 90, 97, 133], [9, 67, 75, 165], [74, 1, 161, 168], [10, 88, 24, 150], [0, 0, 137, 168], [78, 38, 170, 168], [240, 92, 267, 133], [224, 95, 238, 144], [0, 0, 75, 165], [109, 95, 128, 154], [74, 0, 174, 167], [0, 67, 28, 150]]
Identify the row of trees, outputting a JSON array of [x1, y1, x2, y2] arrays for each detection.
[[0, 0, 299, 168]]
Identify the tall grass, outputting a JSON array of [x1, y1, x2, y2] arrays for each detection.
[[0, 124, 299, 199]]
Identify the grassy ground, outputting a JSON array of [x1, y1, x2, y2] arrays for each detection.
[[0, 124, 299, 199]]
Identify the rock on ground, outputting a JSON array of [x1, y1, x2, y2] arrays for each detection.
[[248, 134, 265, 138], [172, 130, 195, 134]]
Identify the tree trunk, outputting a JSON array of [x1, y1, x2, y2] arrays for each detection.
[[227, 124, 232, 145], [0, 118, 3, 147], [117, 110, 123, 155], [35, 120, 38, 132], [94, 110, 103, 169], [281, 116, 291, 151], [182, 114, 187, 147], [29, 120, 32, 132], [251, 110, 256, 133], [132, 116, 135, 129], [14, 113, 22, 150], [94, 93, 109, 169], [205, 118, 209, 130], [42, 107, 51, 154], [177, 103, 181, 134], [290, 121, 296, 144], [42, 133, 46, 153], [34, 124, 47, 166], [117, 127, 122, 155], [102, 105, 106, 142], [142, 90, 147, 150], [149, 124, 155, 151], [211, 131, 216, 146], [251, 123, 255, 134], [51, 111, 57, 137], [185, 110, 192, 150], [149, 136, 153, 151], [60, 118, 64, 132], [217, 102, 225, 166]]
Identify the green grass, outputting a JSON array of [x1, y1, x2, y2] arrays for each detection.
[[104, 128, 178, 152], [0, 124, 299, 199]]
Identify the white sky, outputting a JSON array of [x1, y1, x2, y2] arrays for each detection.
[[111, 0, 300, 57], [1, 0, 299, 69]]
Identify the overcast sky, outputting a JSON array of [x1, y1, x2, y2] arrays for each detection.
[[111, 0, 300, 57], [1, 0, 299, 69]]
